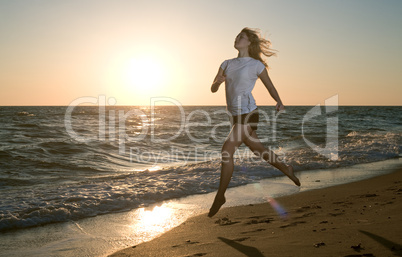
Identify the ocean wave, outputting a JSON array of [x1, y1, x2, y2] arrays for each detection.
[[1, 156, 400, 232], [0, 178, 37, 187], [38, 141, 88, 155], [14, 123, 40, 128], [16, 111, 35, 117], [0, 159, 281, 231], [0, 150, 12, 158]]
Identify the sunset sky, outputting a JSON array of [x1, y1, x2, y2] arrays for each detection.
[[1, 0, 401, 106]]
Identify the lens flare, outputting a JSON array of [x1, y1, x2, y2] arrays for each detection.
[[265, 196, 288, 219]]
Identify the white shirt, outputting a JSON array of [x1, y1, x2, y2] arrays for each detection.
[[221, 57, 266, 115]]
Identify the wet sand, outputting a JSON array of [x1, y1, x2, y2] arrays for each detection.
[[110, 167, 402, 257]]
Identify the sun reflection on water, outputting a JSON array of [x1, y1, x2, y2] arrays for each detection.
[[131, 203, 181, 240], [148, 166, 162, 172]]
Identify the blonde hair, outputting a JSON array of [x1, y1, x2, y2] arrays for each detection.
[[241, 27, 277, 68]]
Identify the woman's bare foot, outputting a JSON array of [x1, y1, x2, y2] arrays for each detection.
[[208, 195, 226, 217], [284, 165, 301, 186]]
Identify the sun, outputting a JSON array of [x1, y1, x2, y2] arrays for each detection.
[[123, 55, 166, 95], [103, 48, 180, 104]]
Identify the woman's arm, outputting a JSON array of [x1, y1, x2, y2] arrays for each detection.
[[211, 67, 226, 93], [259, 68, 285, 111]]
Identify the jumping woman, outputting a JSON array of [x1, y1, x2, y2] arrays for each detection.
[[208, 28, 301, 218]]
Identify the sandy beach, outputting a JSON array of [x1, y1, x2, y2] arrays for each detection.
[[110, 167, 402, 257]]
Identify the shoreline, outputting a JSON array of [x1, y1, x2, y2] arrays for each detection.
[[110, 163, 402, 257], [0, 159, 401, 257]]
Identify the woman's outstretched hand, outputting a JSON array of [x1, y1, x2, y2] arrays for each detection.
[[211, 74, 226, 93], [276, 102, 285, 112]]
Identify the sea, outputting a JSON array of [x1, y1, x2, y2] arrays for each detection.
[[0, 105, 401, 256]]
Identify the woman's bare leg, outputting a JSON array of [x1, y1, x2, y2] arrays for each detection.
[[208, 124, 246, 217], [244, 128, 301, 186]]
